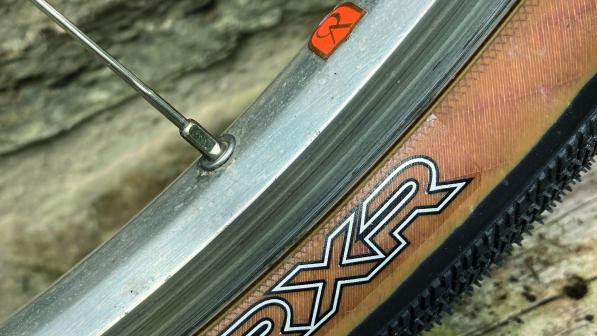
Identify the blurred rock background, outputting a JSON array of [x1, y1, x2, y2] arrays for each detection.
[[0, 1, 595, 335], [0, 0, 338, 321]]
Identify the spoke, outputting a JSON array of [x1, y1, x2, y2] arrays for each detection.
[[30, 0, 234, 168]]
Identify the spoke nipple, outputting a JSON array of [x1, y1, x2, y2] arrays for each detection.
[[199, 134, 236, 171], [180, 120, 235, 170]]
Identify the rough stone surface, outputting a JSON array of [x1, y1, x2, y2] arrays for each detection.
[[0, 0, 335, 321], [0, 0, 336, 154], [0, 2, 595, 335]]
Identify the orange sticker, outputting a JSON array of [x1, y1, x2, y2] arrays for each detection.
[[309, 3, 366, 59]]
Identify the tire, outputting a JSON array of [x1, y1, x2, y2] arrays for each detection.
[[369, 77, 597, 336], [205, 1, 597, 335]]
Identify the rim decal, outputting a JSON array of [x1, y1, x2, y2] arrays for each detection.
[[309, 3, 366, 60]]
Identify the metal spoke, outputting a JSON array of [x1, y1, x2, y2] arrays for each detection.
[[30, 0, 234, 169]]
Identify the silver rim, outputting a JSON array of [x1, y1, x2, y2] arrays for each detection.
[[1, 1, 516, 335]]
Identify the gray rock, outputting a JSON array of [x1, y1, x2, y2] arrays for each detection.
[[0, 0, 334, 321], [0, 0, 336, 154]]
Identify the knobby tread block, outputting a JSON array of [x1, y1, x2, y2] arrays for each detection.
[[375, 109, 597, 336]]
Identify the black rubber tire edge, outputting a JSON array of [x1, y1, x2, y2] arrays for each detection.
[[350, 75, 597, 336]]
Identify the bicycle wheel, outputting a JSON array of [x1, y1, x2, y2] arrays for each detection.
[[2, 0, 596, 335]]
